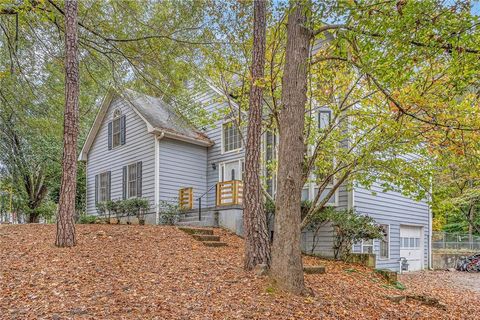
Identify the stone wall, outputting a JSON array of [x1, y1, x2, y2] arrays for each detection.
[[432, 250, 477, 270]]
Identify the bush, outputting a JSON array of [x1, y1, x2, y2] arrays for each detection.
[[96, 198, 149, 224], [304, 208, 383, 259], [158, 201, 181, 225], [78, 214, 97, 224]]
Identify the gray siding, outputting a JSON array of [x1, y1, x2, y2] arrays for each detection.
[[354, 182, 430, 271], [158, 138, 207, 207], [86, 95, 156, 223], [194, 88, 245, 207]]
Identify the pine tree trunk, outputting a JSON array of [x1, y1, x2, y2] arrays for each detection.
[[56, 0, 79, 247], [243, 0, 270, 270], [270, 3, 311, 295]]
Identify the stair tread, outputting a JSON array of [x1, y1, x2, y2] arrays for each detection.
[[202, 241, 227, 247], [177, 227, 214, 235], [192, 234, 220, 241]]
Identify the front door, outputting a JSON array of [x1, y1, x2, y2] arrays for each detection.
[[221, 160, 243, 181], [400, 225, 424, 271]]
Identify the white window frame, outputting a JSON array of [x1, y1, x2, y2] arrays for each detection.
[[98, 171, 109, 202], [379, 224, 390, 260], [361, 239, 374, 254], [112, 109, 122, 149], [127, 162, 138, 199], [318, 109, 332, 130], [218, 158, 244, 182], [221, 119, 242, 154], [262, 131, 278, 197]]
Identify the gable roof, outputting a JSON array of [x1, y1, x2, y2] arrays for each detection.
[[79, 87, 213, 161]]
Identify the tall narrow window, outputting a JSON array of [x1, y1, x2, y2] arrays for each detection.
[[112, 109, 122, 148], [379, 224, 389, 259], [223, 121, 242, 152], [99, 172, 109, 202], [128, 163, 137, 198], [319, 110, 332, 129]]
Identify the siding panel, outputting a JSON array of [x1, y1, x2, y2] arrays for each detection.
[[86, 96, 156, 223]]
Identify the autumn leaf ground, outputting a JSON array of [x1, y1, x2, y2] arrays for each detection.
[[0, 224, 479, 320]]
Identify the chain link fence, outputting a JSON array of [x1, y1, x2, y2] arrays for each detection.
[[433, 231, 480, 251]]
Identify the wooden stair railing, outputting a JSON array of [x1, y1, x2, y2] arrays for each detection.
[[178, 187, 193, 210], [216, 180, 243, 206]]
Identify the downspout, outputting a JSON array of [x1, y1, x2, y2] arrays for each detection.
[[154, 132, 165, 224], [428, 175, 433, 270]]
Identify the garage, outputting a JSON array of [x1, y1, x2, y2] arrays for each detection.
[[400, 225, 424, 271]]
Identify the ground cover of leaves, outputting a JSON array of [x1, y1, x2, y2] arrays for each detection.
[[1, 224, 479, 319]]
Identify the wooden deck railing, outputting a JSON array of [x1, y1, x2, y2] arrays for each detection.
[[178, 187, 193, 210], [216, 180, 243, 206]]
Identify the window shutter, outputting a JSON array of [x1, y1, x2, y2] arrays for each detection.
[[108, 122, 113, 150], [122, 166, 127, 200], [107, 171, 111, 201], [120, 115, 126, 145], [136, 161, 142, 198], [95, 174, 99, 205]]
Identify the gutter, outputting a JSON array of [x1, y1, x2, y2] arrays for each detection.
[[150, 128, 213, 147]]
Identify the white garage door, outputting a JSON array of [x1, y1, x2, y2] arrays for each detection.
[[400, 226, 424, 271]]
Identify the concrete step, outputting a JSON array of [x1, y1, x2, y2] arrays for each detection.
[[192, 234, 221, 242], [176, 219, 216, 228], [203, 241, 227, 247], [177, 227, 214, 235], [179, 216, 214, 223], [181, 212, 215, 219]]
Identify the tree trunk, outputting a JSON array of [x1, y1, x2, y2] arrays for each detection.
[[243, 0, 270, 270], [56, 0, 79, 247], [270, 3, 311, 295]]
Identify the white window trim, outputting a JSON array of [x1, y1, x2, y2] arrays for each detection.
[[218, 158, 244, 182], [361, 239, 374, 254], [220, 119, 243, 155], [111, 108, 122, 150], [318, 109, 333, 130], [378, 224, 391, 260], [98, 171, 110, 202], [126, 161, 138, 199]]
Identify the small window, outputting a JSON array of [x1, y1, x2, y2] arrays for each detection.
[[362, 239, 374, 253], [128, 163, 137, 198], [379, 225, 389, 259], [319, 110, 332, 129], [99, 172, 109, 202], [223, 121, 242, 152], [112, 109, 122, 148]]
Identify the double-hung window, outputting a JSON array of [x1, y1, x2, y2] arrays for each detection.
[[122, 161, 142, 199], [99, 172, 109, 202], [95, 171, 111, 205], [222, 121, 242, 153], [128, 163, 137, 198], [112, 109, 121, 148]]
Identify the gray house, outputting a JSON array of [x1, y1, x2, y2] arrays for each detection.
[[79, 85, 432, 272]]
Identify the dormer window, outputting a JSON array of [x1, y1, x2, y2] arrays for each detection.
[[108, 109, 126, 150]]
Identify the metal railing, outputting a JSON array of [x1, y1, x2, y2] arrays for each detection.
[[432, 231, 480, 251]]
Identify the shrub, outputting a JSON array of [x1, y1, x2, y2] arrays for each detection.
[[158, 201, 181, 225], [123, 198, 149, 224], [304, 208, 383, 259], [78, 214, 97, 224]]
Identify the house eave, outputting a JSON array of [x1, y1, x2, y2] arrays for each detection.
[[152, 128, 213, 147]]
